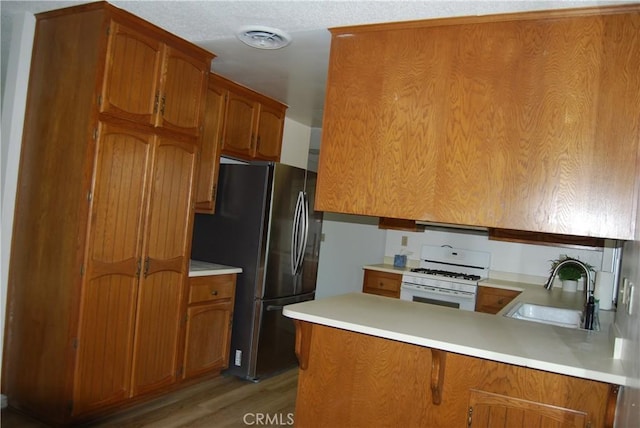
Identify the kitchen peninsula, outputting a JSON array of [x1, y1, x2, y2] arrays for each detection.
[[284, 293, 625, 427]]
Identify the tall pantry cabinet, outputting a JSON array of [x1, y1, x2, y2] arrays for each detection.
[[2, 2, 213, 425]]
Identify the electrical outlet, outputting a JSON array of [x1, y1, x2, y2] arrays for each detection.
[[401, 236, 408, 246], [235, 350, 242, 366]]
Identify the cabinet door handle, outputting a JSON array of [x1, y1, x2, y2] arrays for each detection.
[[210, 290, 218, 296]]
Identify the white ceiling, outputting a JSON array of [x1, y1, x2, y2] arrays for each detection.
[[1, 0, 629, 128]]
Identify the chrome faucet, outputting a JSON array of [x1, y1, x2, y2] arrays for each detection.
[[544, 259, 596, 330]]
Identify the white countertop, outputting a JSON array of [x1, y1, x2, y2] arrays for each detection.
[[189, 259, 242, 277], [283, 291, 629, 386]]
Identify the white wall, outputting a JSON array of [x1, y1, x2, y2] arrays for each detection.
[[279, 117, 310, 169], [315, 213, 386, 299], [1, 13, 35, 404], [384, 227, 606, 283]]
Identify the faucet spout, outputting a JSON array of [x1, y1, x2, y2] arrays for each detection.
[[544, 259, 592, 294], [544, 258, 595, 330]]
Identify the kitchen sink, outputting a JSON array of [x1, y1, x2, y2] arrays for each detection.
[[505, 302, 582, 329]]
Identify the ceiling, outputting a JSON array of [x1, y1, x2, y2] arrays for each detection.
[[1, 0, 629, 128]]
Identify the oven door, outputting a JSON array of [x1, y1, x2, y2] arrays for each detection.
[[400, 283, 476, 311]]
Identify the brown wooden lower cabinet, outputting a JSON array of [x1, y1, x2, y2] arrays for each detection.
[[293, 321, 618, 428], [475, 285, 521, 314], [362, 269, 402, 298], [183, 274, 236, 379]]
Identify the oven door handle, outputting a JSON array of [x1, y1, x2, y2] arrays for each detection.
[[401, 283, 475, 298]]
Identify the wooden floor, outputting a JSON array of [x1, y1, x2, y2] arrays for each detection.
[[1, 369, 298, 427]]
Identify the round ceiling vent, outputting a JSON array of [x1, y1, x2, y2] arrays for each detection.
[[236, 25, 292, 50]]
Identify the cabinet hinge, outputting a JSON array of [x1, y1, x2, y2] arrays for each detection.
[[67, 400, 74, 415], [72, 338, 79, 350], [92, 127, 98, 140], [80, 265, 85, 276], [87, 191, 92, 202], [154, 92, 160, 114], [97, 94, 102, 108], [160, 95, 166, 116]]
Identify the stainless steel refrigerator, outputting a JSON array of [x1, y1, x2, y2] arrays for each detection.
[[191, 161, 323, 381]]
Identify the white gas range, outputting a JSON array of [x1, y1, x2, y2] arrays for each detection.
[[400, 245, 491, 311]]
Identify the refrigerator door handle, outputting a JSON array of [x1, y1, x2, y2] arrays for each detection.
[[292, 191, 309, 276], [291, 190, 304, 274], [296, 191, 309, 274]]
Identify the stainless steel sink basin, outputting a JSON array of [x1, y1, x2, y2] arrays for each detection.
[[505, 302, 582, 329]]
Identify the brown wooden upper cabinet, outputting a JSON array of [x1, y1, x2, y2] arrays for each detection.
[[195, 74, 287, 212], [194, 74, 227, 213], [217, 75, 287, 162], [315, 5, 640, 240], [100, 21, 210, 137]]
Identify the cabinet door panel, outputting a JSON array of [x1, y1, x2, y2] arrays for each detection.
[[74, 124, 152, 413], [131, 137, 197, 394], [159, 46, 209, 136], [222, 92, 258, 157], [100, 21, 162, 125], [131, 271, 184, 395], [256, 103, 285, 161], [469, 389, 588, 428], [183, 302, 232, 379], [195, 78, 226, 212]]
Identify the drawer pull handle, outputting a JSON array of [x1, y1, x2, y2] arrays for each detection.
[[211, 290, 218, 296]]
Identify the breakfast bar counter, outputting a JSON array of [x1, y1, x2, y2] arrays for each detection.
[[283, 292, 627, 385], [284, 292, 625, 427]]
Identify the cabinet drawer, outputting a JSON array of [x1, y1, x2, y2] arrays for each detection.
[[475, 286, 520, 314], [189, 274, 236, 304], [363, 269, 401, 298]]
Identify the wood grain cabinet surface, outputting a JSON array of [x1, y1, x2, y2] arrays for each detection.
[[100, 20, 209, 136], [218, 75, 287, 162], [293, 322, 618, 428], [183, 275, 236, 380], [194, 74, 226, 213], [362, 269, 402, 298], [475, 286, 521, 314], [316, 5, 640, 240], [194, 73, 287, 213], [2, 3, 213, 425]]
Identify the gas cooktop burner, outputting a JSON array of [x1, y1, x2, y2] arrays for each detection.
[[410, 268, 481, 282]]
